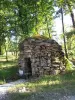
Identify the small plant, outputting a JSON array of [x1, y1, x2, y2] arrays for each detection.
[[64, 57, 74, 71]]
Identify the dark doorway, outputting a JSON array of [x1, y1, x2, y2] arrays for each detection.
[[25, 58, 32, 78]]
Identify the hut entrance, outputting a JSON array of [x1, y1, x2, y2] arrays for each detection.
[[25, 58, 32, 78]]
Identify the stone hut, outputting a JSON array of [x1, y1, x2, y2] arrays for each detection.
[[18, 37, 65, 77]]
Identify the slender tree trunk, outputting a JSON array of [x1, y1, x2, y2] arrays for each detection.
[[61, 8, 68, 58], [14, 18, 18, 59], [66, 0, 75, 28], [34, 2, 38, 34], [0, 45, 2, 55], [70, 11, 75, 28], [15, 36, 18, 59], [4, 44, 8, 61], [45, 17, 51, 38]]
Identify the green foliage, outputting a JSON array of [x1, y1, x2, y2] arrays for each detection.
[[64, 57, 74, 71], [0, 0, 75, 55], [32, 34, 50, 39], [54, 0, 75, 10], [0, 55, 18, 84], [0, 0, 55, 54], [0, 66, 18, 82], [1, 45, 5, 55], [66, 29, 75, 39], [65, 30, 75, 59], [55, 0, 75, 28]]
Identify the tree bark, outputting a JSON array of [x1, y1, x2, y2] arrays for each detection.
[[70, 11, 75, 28], [66, 0, 75, 28], [61, 8, 68, 58], [45, 17, 51, 38], [4, 44, 8, 61], [0, 45, 2, 55]]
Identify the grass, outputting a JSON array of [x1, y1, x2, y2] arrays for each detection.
[[0, 55, 18, 84], [6, 70, 75, 100], [0, 54, 75, 99], [22, 70, 75, 92], [0, 55, 16, 67]]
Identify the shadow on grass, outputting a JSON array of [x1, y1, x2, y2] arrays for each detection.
[[0, 60, 16, 65], [0, 58, 18, 84], [6, 81, 75, 100], [0, 70, 75, 100], [3, 70, 74, 100], [23, 70, 75, 95], [0, 60, 17, 66], [0, 65, 19, 83]]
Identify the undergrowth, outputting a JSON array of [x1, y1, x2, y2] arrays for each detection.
[[0, 55, 18, 84]]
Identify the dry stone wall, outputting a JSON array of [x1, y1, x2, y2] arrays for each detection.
[[18, 37, 65, 77]]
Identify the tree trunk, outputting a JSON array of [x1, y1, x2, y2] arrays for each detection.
[[34, 2, 38, 34], [66, 0, 75, 28], [4, 44, 8, 61], [61, 8, 68, 58], [45, 17, 51, 38], [70, 11, 75, 28], [0, 45, 2, 55]]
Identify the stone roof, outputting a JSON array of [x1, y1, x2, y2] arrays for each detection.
[[19, 37, 61, 51]]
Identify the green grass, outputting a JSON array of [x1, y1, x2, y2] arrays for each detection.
[[0, 55, 18, 84], [7, 70, 75, 100], [0, 55, 16, 68], [22, 70, 75, 92], [1, 55, 75, 99]]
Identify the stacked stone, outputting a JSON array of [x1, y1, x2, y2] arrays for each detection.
[[18, 37, 65, 76]]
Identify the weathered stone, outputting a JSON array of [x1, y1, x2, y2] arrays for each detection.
[[18, 37, 65, 77]]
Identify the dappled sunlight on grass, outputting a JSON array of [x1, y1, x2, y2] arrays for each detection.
[[0, 55, 16, 61], [0, 55, 18, 84], [0, 80, 6, 84], [4, 70, 75, 100], [0, 66, 18, 82], [0, 60, 17, 68], [0, 55, 17, 68], [0, 55, 18, 68], [13, 70, 75, 93], [24, 76, 62, 92]]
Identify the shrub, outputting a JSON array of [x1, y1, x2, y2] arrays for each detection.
[[64, 57, 74, 71]]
